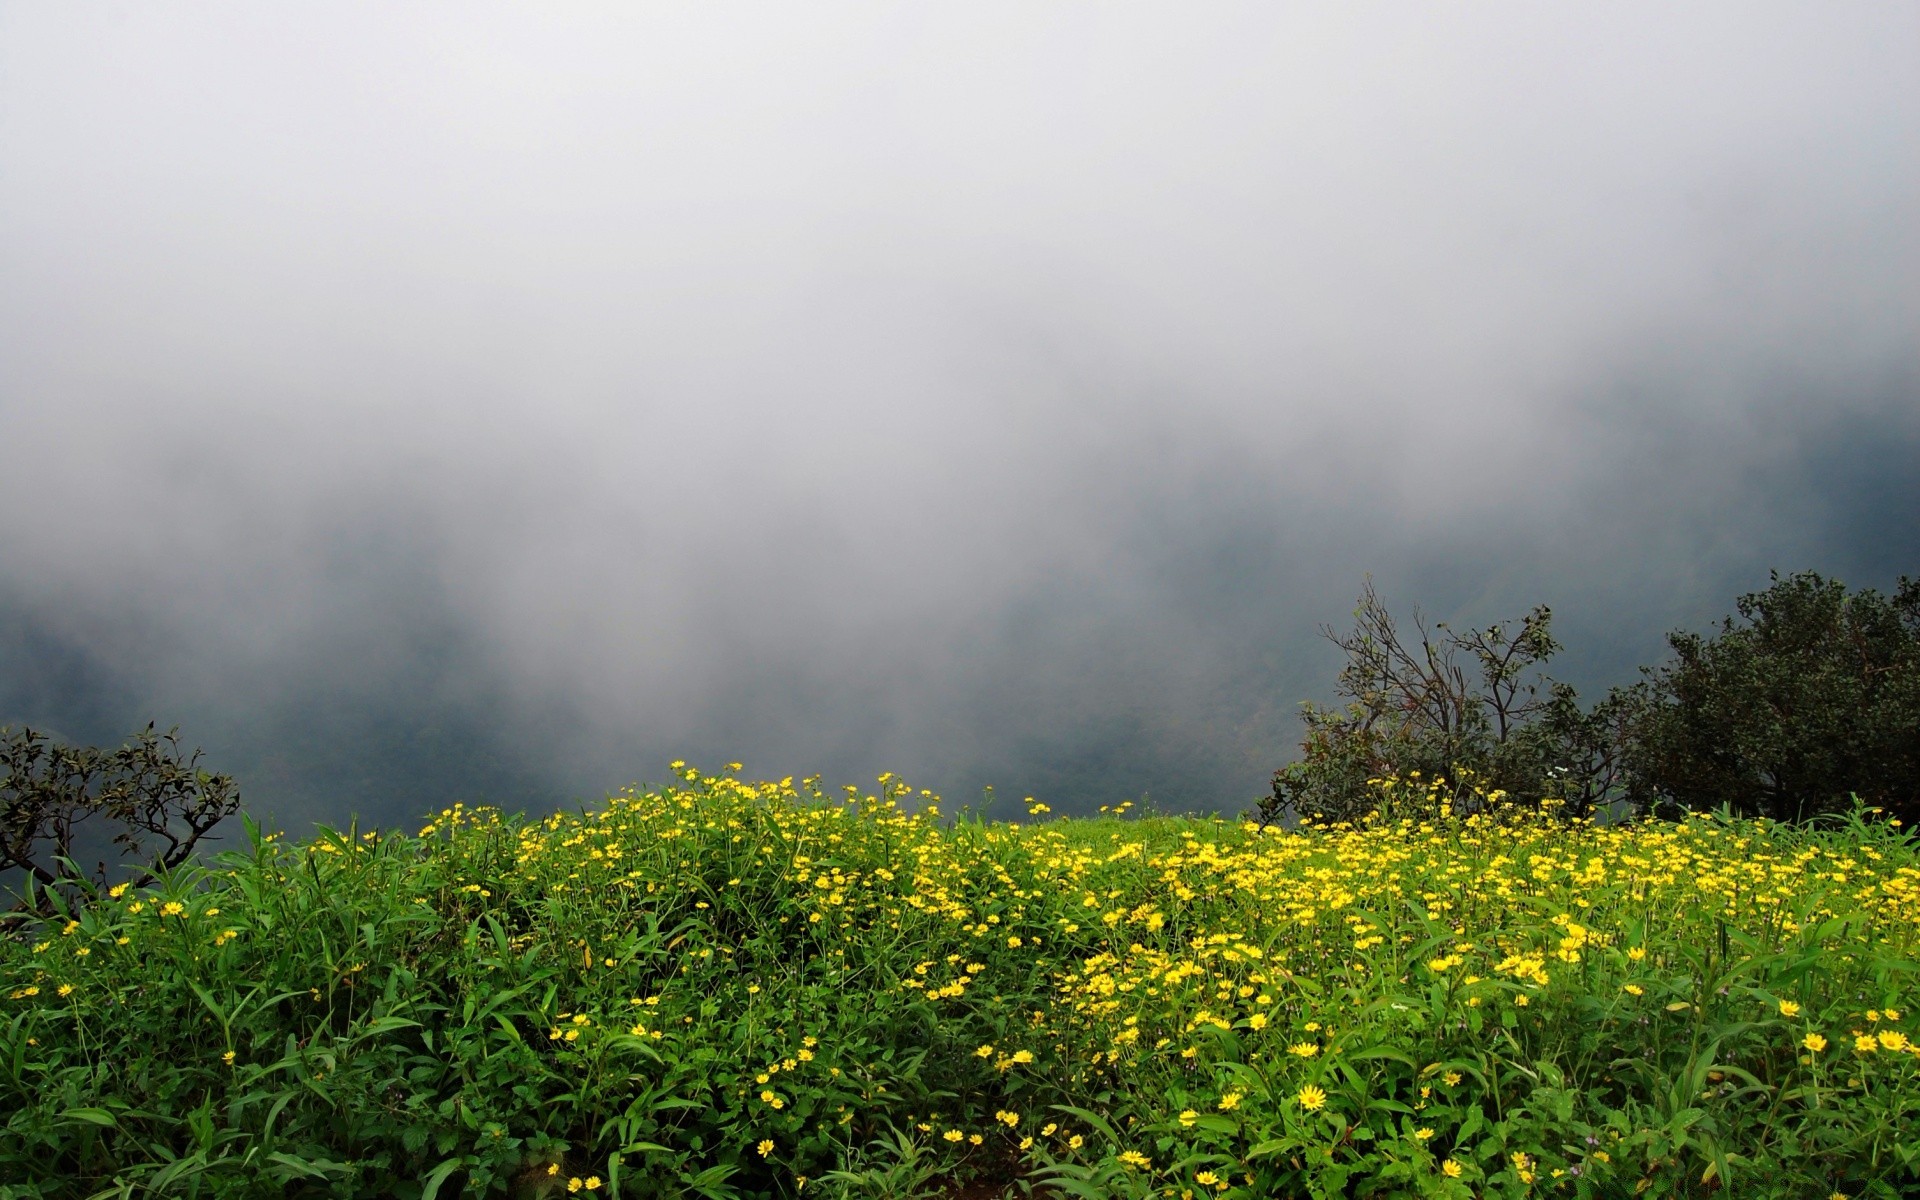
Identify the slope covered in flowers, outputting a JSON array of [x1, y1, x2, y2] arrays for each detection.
[[3, 767, 1918, 1198]]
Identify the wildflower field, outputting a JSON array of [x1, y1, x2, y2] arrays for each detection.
[[3, 768, 1919, 1199]]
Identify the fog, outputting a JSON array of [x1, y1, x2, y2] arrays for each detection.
[[2, 3, 1916, 827]]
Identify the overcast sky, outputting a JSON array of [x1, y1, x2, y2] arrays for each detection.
[[2, 3, 1916, 826]]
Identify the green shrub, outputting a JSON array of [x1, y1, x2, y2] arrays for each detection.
[[1624, 571, 1920, 825]]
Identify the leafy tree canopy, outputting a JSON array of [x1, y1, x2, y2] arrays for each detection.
[[1267, 570, 1919, 827], [1632, 570, 1919, 824]]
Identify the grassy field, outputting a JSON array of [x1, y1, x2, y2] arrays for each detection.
[[3, 767, 1918, 1199]]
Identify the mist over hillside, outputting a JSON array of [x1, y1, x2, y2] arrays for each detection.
[[2, 4, 1915, 829]]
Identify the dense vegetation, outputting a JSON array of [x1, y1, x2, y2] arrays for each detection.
[[1266, 571, 1920, 828], [4, 768, 1918, 1199]]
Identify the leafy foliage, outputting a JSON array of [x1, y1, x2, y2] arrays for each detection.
[[3, 768, 1918, 1198], [1626, 571, 1920, 824], [1262, 581, 1627, 825], [1, 724, 240, 904], [1266, 571, 1919, 827]]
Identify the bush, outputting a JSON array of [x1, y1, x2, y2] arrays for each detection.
[[1261, 581, 1631, 825], [1624, 570, 1920, 825]]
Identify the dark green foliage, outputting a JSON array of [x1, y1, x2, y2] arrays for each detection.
[[1625, 570, 1920, 824], [1, 724, 241, 903], [1265, 570, 1919, 827]]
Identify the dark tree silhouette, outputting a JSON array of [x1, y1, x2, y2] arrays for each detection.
[[2, 723, 240, 911]]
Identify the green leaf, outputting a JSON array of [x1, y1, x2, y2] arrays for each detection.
[[264, 1152, 351, 1180], [349, 1015, 422, 1043], [420, 1157, 464, 1200], [682, 1163, 738, 1200], [187, 981, 227, 1027]]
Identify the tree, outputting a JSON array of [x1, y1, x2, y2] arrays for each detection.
[[1, 723, 241, 910], [1262, 580, 1623, 824], [1624, 571, 1920, 824], [1266, 570, 1920, 829]]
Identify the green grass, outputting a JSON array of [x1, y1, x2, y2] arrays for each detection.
[[3, 768, 1918, 1199]]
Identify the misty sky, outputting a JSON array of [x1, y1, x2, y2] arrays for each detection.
[[2, 3, 1916, 828]]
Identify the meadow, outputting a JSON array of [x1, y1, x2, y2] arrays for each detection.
[[3, 766, 1918, 1199]]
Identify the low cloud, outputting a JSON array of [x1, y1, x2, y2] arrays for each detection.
[[2, 3, 1915, 826]]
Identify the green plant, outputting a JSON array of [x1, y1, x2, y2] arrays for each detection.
[[1267, 570, 1920, 829], [3, 768, 1916, 1198], [1624, 570, 1920, 824], [1262, 580, 1616, 825]]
